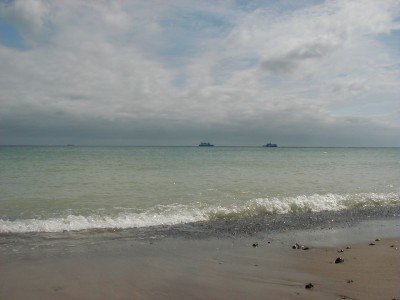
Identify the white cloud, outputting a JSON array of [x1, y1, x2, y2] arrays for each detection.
[[0, 0, 399, 145], [0, 0, 49, 42]]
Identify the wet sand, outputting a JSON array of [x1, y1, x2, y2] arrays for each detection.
[[295, 237, 400, 299], [1, 219, 399, 299]]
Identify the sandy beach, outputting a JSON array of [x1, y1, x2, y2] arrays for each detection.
[[295, 237, 400, 299], [1, 218, 399, 300]]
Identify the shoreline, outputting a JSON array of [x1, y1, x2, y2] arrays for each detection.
[[1, 216, 399, 299], [2, 204, 399, 239]]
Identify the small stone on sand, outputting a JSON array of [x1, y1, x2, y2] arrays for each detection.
[[292, 243, 301, 249], [335, 257, 344, 264], [305, 283, 314, 289]]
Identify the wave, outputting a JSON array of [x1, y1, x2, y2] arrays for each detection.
[[1, 192, 399, 233]]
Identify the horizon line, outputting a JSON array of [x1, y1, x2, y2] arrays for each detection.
[[0, 145, 399, 148]]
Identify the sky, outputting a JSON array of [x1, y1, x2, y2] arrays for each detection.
[[0, 0, 399, 146]]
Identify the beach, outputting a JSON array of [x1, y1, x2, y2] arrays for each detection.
[[1, 212, 399, 300], [1, 146, 399, 299]]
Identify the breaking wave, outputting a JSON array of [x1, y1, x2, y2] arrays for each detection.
[[1, 192, 399, 233]]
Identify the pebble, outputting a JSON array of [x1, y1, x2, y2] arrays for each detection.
[[305, 283, 314, 289], [338, 249, 344, 253], [252, 243, 258, 248], [291, 243, 309, 250], [346, 279, 354, 284], [292, 243, 301, 249], [375, 238, 380, 241], [346, 246, 351, 249], [369, 242, 375, 246], [335, 257, 344, 264]]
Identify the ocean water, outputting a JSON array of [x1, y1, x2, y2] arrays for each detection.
[[0, 146, 399, 233]]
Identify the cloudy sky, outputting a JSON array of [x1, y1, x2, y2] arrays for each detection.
[[0, 0, 399, 146]]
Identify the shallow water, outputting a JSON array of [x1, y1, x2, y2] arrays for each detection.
[[0, 146, 399, 233]]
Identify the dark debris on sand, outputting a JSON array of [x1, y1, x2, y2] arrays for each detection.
[[292, 243, 309, 250], [335, 257, 344, 264], [305, 283, 314, 289]]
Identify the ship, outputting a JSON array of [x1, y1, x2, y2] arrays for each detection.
[[198, 142, 214, 147], [263, 141, 277, 147]]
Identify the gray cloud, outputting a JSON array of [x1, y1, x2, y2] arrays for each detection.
[[261, 37, 343, 74]]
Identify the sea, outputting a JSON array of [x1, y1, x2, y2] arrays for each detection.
[[1, 146, 399, 237]]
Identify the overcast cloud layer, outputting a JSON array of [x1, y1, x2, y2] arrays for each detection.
[[0, 0, 399, 146]]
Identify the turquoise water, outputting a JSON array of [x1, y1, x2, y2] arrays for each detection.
[[0, 146, 399, 232]]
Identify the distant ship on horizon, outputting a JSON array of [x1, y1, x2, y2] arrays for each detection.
[[198, 142, 214, 147], [263, 141, 278, 147]]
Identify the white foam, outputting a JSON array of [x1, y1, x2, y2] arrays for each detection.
[[0, 206, 208, 233], [1, 192, 398, 233]]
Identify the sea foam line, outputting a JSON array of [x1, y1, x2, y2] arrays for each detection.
[[0, 192, 398, 233]]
